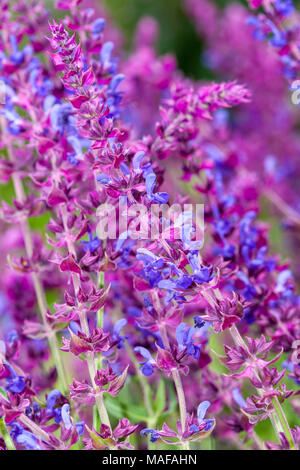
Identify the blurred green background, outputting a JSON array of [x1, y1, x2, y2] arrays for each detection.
[[102, 0, 232, 79], [101, 0, 299, 79]]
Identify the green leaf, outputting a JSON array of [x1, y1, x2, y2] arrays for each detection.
[[103, 396, 124, 420], [158, 381, 178, 422], [104, 396, 149, 423], [0, 387, 8, 400], [153, 379, 166, 414], [86, 427, 114, 450]]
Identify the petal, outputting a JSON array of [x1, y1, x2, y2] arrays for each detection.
[[113, 318, 127, 336], [197, 400, 211, 422], [134, 346, 152, 361], [61, 403, 72, 429]]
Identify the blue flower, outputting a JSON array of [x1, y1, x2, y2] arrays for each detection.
[[145, 172, 169, 204], [213, 109, 229, 129], [120, 162, 130, 175], [43, 94, 57, 113], [50, 102, 75, 135], [243, 307, 255, 325], [106, 73, 125, 118], [193, 316, 205, 329], [176, 323, 201, 359], [112, 318, 127, 348], [46, 389, 62, 423], [92, 18, 106, 37], [10, 422, 40, 450], [126, 306, 142, 318], [67, 135, 90, 165], [1, 104, 23, 135], [197, 400, 214, 431], [137, 249, 165, 287], [274, 0, 294, 16], [246, 16, 268, 41], [276, 270, 293, 292], [281, 55, 298, 79], [143, 294, 153, 311], [132, 151, 146, 173], [96, 173, 112, 185], [81, 229, 101, 252], [265, 19, 287, 47], [239, 211, 257, 259], [180, 218, 203, 251], [61, 403, 72, 430], [100, 42, 117, 73], [76, 421, 85, 437], [214, 218, 232, 239], [115, 236, 136, 269], [140, 428, 160, 442], [236, 271, 256, 300], [5, 363, 26, 393], [187, 252, 214, 284], [134, 347, 155, 376], [214, 243, 236, 260], [248, 246, 275, 272], [6, 330, 18, 345], [25, 402, 41, 420], [29, 68, 53, 97], [9, 35, 25, 65], [108, 74, 124, 93], [232, 388, 247, 408]]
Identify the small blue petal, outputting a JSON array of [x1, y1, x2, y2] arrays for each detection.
[[61, 403, 72, 430], [197, 400, 211, 423]]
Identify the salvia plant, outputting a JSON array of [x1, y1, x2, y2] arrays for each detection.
[[0, 0, 299, 451]]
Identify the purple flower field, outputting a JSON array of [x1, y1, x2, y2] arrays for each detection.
[[0, 0, 299, 451]]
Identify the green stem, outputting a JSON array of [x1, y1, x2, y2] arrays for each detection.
[[96, 393, 111, 429], [160, 326, 190, 450], [0, 418, 15, 450], [181, 440, 190, 450], [126, 344, 157, 449], [95, 271, 104, 371], [126, 344, 154, 419], [172, 369, 187, 432], [272, 397, 296, 450], [92, 271, 104, 430]]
